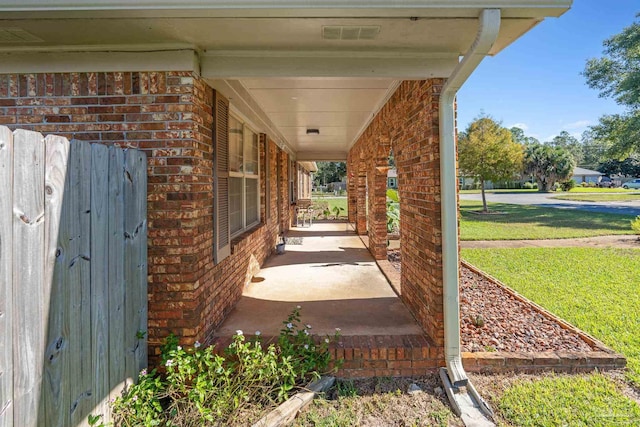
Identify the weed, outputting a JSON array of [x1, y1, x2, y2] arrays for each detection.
[[97, 307, 340, 426]]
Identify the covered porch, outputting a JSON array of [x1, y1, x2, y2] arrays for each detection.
[[0, 0, 572, 393], [213, 222, 438, 377]]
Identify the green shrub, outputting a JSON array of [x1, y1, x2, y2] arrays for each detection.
[[523, 181, 535, 189], [632, 215, 640, 237], [311, 201, 329, 219], [386, 189, 400, 233], [103, 308, 340, 426], [559, 180, 576, 191]]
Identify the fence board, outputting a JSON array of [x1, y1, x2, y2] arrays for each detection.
[[67, 141, 93, 427], [0, 127, 148, 427], [124, 149, 148, 380], [107, 146, 125, 419], [90, 144, 110, 422], [12, 130, 46, 427], [42, 135, 70, 427], [0, 127, 13, 427]]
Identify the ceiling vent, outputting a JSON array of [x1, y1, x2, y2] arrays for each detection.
[[0, 28, 43, 43], [322, 26, 380, 41]]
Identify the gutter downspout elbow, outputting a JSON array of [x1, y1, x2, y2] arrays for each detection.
[[439, 8, 501, 388]]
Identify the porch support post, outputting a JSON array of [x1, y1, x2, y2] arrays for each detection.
[[355, 160, 368, 235], [347, 151, 357, 224], [367, 157, 388, 259]]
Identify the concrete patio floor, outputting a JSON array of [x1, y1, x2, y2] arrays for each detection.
[[214, 222, 424, 338]]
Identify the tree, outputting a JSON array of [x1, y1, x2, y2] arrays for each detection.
[[549, 131, 583, 165], [510, 127, 540, 146], [598, 156, 640, 177], [584, 15, 640, 157], [313, 162, 346, 188], [458, 116, 524, 212], [580, 129, 609, 170], [523, 143, 575, 192]]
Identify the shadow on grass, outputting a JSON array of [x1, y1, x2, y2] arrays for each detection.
[[460, 201, 634, 233]]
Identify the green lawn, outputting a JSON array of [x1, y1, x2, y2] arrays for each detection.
[[568, 187, 636, 193], [460, 187, 630, 194], [461, 247, 640, 386], [497, 374, 640, 426], [311, 196, 348, 218], [552, 192, 640, 202], [459, 189, 538, 194], [460, 200, 635, 240]]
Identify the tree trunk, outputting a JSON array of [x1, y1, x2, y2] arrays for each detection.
[[480, 178, 488, 212]]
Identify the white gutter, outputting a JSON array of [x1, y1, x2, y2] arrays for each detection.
[[439, 8, 500, 387]]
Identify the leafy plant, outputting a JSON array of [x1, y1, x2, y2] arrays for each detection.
[[336, 380, 358, 398], [103, 308, 341, 426], [386, 189, 400, 233], [559, 179, 576, 191], [631, 215, 640, 238], [332, 205, 345, 219]]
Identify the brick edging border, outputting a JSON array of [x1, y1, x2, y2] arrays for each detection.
[[461, 260, 626, 373]]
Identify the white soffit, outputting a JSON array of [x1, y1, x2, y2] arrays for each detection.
[[0, 1, 572, 160], [232, 78, 398, 159]]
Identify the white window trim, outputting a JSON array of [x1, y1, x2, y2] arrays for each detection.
[[229, 114, 260, 238]]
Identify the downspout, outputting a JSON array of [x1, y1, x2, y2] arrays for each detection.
[[439, 9, 501, 387]]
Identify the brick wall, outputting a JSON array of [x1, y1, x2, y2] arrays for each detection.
[[349, 79, 446, 347], [0, 71, 289, 360]]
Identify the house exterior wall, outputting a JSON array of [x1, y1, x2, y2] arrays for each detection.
[[348, 79, 446, 348], [297, 166, 312, 200], [0, 71, 290, 359]]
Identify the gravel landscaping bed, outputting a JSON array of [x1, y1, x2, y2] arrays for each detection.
[[387, 249, 595, 353]]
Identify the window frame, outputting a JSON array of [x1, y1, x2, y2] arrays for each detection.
[[228, 113, 260, 238]]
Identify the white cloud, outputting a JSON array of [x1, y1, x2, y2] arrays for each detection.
[[509, 122, 529, 130], [563, 120, 591, 130]]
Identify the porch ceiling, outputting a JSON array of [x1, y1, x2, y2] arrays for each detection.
[[0, 0, 572, 160]]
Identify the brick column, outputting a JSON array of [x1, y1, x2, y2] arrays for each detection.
[[347, 151, 357, 224], [348, 79, 447, 348], [355, 160, 368, 235], [367, 161, 388, 260]]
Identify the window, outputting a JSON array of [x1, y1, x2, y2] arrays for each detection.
[[229, 115, 260, 236], [289, 159, 296, 204]]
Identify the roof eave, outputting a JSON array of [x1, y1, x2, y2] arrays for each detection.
[[0, 0, 573, 19]]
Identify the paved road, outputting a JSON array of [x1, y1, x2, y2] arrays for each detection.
[[459, 192, 640, 216]]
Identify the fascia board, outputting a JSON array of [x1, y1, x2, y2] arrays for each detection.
[[0, 1, 572, 19]]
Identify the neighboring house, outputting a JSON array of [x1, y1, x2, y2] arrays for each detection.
[[572, 167, 604, 184], [0, 0, 571, 392], [387, 168, 398, 189], [328, 179, 347, 192]]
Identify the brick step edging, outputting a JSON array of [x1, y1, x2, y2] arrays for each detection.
[[463, 350, 626, 374]]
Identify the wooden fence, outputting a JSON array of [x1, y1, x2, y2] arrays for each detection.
[[0, 127, 148, 427]]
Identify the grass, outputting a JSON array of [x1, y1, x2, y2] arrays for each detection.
[[497, 373, 640, 426], [459, 200, 635, 240], [460, 187, 630, 194], [567, 187, 633, 193], [459, 189, 539, 194], [552, 192, 640, 202], [294, 377, 460, 427], [461, 247, 640, 386], [311, 196, 348, 218]]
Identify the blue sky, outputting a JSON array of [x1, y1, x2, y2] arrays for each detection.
[[457, 0, 638, 143]]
